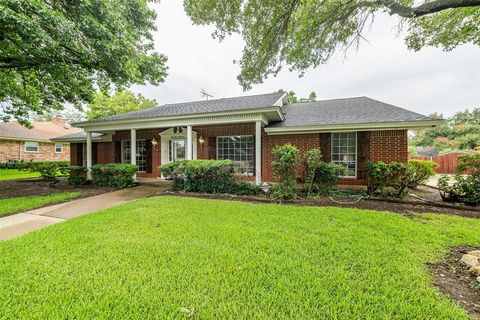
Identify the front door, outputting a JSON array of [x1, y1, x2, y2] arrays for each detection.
[[172, 139, 186, 161]]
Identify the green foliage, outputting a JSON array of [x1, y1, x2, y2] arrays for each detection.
[[90, 164, 137, 189], [276, 89, 316, 103], [366, 160, 437, 198], [0, 160, 23, 170], [304, 148, 323, 195], [0, 169, 40, 181], [87, 90, 157, 120], [184, 1, 479, 89], [271, 144, 301, 199], [438, 175, 480, 206], [311, 162, 345, 195], [411, 108, 480, 152], [1, 196, 480, 318], [456, 153, 480, 177], [67, 166, 88, 186], [19, 161, 70, 181], [160, 160, 260, 195], [0, 0, 167, 125]]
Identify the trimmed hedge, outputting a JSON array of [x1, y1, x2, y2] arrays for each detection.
[[160, 160, 260, 195], [0, 160, 24, 169], [67, 166, 89, 185], [19, 161, 70, 181], [91, 163, 137, 189]]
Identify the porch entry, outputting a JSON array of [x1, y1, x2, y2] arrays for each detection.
[[170, 139, 186, 162], [160, 127, 197, 165]]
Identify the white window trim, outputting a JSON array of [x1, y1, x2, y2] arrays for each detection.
[[121, 139, 147, 172], [216, 135, 255, 175], [55, 143, 63, 153], [331, 132, 357, 178], [24, 141, 39, 153]]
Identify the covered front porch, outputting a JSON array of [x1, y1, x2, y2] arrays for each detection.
[[74, 121, 264, 184]]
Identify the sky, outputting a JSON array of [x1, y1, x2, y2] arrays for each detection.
[[131, 0, 480, 117]]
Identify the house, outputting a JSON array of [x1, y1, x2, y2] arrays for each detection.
[[52, 92, 442, 185], [0, 117, 81, 162]]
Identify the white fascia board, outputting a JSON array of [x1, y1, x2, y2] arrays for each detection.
[[50, 134, 112, 143], [78, 113, 271, 132], [264, 120, 445, 135], [74, 107, 282, 130], [0, 136, 51, 143]]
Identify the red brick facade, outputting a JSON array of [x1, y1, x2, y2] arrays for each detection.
[[0, 140, 71, 162], [70, 126, 408, 185]]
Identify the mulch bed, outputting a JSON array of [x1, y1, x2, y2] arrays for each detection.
[[154, 191, 480, 219], [0, 178, 115, 199], [428, 246, 480, 317]]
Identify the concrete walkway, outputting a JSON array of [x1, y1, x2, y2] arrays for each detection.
[[0, 185, 166, 241]]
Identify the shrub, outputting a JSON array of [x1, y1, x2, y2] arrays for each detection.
[[67, 166, 88, 185], [19, 161, 70, 181], [0, 160, 24, 169], [366, 160, 437, 198], [304, 148, 323, 195], [311, 162, 345, 195], [271, 144, 300, 199], [159, 160, 260, 195], [456, 153, 480, 177], [91, 163, 137, 188]]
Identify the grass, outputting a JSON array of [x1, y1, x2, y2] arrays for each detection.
[[0, 196, 479, 319], [0, 169, 40, 181], [0, 192, 81, 217]]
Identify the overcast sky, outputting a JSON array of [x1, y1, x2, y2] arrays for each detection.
[[131, 0, 480, 117]]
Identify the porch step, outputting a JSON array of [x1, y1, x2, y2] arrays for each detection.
[[137, 178, 172, 187]]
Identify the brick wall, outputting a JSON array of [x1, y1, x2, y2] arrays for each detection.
[[0, 139, 70, 162], [369, 130, 408, 163]]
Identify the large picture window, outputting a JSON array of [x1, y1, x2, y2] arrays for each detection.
[[217, 136, 254, 174], [121, 140, 147, 172], [24, 141, 39, 152], [332, 132, 357, 177]]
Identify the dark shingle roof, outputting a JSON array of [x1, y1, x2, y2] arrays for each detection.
[[85, 92, 285, 123], [51, 131, 104, 141], [267, 97, 437, 128]]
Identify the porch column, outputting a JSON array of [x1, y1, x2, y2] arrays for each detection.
[[86, 131, 92, 180], [186, 125, 193, 160], [255, 120, 262, 185], [131, 129, 137, 181]]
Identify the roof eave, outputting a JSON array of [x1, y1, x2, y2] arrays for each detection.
[[264, 119, 445, 135]]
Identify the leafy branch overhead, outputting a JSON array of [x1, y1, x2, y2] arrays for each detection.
[[184, 0, 480, 89], [0, 0, 168, 126]]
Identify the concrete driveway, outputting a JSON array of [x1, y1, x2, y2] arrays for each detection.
[[0, 185, 165, 241]]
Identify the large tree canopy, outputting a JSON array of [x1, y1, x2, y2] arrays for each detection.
[[184, 0, 480, 89], [0, 0, 167, 126], [86, 90, 157, 120]]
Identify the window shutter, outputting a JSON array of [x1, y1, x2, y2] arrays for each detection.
[[320, 133, 331, 162], [208, 137, 216, 159], [76, 143, 83, 166], [357, 132, 370, 179], [145, 139, 153, 173], [114, 141, 122, 163], [92, 143, 98, 165]]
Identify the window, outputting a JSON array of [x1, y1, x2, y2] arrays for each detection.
[[217, 136, 254, 174], [25, 141, 39, 152], [55, 143, 63, 153], [332, 132, 357, 177], [121, 140, 147, 172]]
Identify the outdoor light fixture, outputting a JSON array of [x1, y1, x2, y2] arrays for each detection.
[[198, 136, 205, 147], [151, 138, 158, 148]]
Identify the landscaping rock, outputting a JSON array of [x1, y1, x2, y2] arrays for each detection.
[[467, 250, 480, 258], [461, 254, 480, 268], [469, 266, 480, 276]]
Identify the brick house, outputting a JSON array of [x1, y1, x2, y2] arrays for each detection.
[[0, 118, 81, 162], [53, 92, 442, 185]]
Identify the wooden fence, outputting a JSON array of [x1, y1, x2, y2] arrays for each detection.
[[410, 152, 465, 174]]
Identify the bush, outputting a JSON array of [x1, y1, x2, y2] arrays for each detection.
[[159, 160, 260, 195], [271, 144, 300, 199], [91, 163, 137, 188], [303, 149, 344, 196], [0, 160, 24, 169], [19, 161, 70, 181], [67, 166, 88, 185], [366, 160, 437, 198], [456, 153, 480, 177]]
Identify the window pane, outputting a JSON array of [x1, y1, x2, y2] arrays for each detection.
[[331, 132, 356, 177], [217, 136, 254, 174]]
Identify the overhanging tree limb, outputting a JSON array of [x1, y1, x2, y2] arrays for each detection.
[[375, 0, 480, 17]]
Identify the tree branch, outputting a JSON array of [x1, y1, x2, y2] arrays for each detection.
[[377, 0, 480, 18]]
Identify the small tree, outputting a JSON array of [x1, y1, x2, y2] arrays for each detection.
[[270, 144, 300, 199], [304, 148, 323, 196]]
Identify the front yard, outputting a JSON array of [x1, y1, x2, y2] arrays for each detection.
[[0, 192, 81, 217], [0, 169, 40, 181], [0, 196, 479, 319]]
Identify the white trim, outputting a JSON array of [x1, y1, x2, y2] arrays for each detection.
[[216, 135, 255, 177], [1, 136, 50, 143], [264, 120, 444, 135], [255, 120, 262, 185], [331, 132, 357, 178], [24, 141, 39, 153], [54, 143, 63, 153]]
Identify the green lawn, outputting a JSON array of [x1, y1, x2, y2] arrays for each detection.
[[0, 197, 479, 319], [0, 192, 81, 217], [0, 169, 40, 181]]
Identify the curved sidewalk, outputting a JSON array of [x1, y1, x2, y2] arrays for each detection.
[[0, 185, 165, 241]]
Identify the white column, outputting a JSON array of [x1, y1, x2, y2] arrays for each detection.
[[186, 125, 193, 160], [86, 131, 92, 180], [255, 120, 262, 185], [131, 129, 137, 181]]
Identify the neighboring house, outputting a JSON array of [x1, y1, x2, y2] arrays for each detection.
[[0, 118, 81, 162], [53, 92, 442, 185]]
